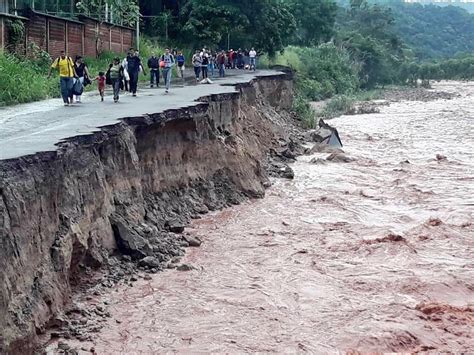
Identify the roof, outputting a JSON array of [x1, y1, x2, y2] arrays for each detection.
[[0, 12, 29, 21]]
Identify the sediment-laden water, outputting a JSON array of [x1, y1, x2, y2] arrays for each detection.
[[47, 82, 473, 353]]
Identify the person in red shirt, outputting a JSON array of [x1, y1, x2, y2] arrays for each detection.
[[217, 51, 227, 77], [228, 49, 235, 69], [93, 71, 106, 101]]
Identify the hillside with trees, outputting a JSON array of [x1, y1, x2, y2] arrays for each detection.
[[389, 1, 474, 60]]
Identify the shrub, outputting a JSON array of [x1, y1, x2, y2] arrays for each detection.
[[0, 54, 58, 106], [263, 44, 360, 101], [292, 94, 316, 128], [317, 95, 355, 119]]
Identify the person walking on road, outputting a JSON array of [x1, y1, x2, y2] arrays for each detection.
[[121, 56, 130, 92], [249, 47, 257, 71], [160, 48, 175, 94], [92, 71, 106, 101], [127, 49, 146, 97], [148, 53, 160, 88], [192, 50, 202, 82], [108, 57, 124, 103], [217, 51, 226, 77], [73, 56, 90, 103], [48, 50, 77, 106], [228, 49, 235, 69], [176, 51, 186, 86], [201, 49, 209, 79], [209, 52, 216, 78]]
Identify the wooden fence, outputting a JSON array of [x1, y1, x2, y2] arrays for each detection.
[[0, 9, 135, 59]]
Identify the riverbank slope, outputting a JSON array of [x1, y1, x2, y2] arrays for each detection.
[[0, 70, 298, 353]]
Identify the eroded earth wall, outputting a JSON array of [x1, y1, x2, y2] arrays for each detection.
[[0, 73, 294, 354]]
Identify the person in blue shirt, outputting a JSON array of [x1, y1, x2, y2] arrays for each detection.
[[176, 51, 185, 86]]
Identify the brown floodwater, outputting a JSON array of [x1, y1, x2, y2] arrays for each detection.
[[46, 82, 474, 353]]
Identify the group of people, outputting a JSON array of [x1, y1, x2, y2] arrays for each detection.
[[226, 48, 258, 70], [191, 47, 258, 82], [48, 46, 258, 106]]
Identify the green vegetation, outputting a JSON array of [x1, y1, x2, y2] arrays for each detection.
[[262, 44, 360, 101], [318, 95, 356, 119], [0, 54, 58, 106], [400, 55, 474, 84], [76, 0, 140, 26], [292, 94, 317, 128]]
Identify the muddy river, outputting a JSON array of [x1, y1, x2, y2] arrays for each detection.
[[47, 82, 473, 353]]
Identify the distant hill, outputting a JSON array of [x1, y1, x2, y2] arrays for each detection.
[[389, 1, 474, 59], [404, 0, 474, 14]]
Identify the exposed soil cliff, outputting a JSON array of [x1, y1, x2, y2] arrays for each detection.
[[0, 73, 296, 353]]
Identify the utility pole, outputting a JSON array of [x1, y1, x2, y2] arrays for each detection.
[[136, 13, 140, 51]]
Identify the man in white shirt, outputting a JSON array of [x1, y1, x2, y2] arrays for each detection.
[[249, 47, 257, 71]]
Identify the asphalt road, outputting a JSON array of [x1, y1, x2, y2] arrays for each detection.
[[0, 70, 279, 161]]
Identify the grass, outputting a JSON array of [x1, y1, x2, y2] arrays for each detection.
[[259, 46, 304, 72], [314, 89, 385, 120], [316, 95, 355, 120], [0, 53, 58, 106]]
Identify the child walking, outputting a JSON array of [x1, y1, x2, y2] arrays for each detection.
[[93, 71, 106, 101]]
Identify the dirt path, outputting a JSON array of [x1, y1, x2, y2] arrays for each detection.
[[45, 81, 474, 353]]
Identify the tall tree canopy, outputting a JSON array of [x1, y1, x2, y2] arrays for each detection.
[[335, 0, 407, 87], [287, 0, 338, 45], [179, 0, 296, 55]]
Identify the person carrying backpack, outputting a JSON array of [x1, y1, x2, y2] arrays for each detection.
[[176, 51, 186, 85], [48, 50, 77, 106], [160, 48, 175, 94], [107, 57, 125, 103], [192, 50, 202, 82]]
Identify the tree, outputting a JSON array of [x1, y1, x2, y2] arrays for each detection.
[[336, 0, 406, 87], [253, 1, 296, 56], [176, 0, 295, 55], [179, 0, 241, 47], [287, 0, 337, 46], [76, 0, 139, 26]]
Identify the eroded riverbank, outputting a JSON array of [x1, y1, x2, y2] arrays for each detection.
[[44, 81, 474, 353], [0, 71, 303, 353]]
